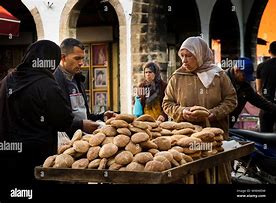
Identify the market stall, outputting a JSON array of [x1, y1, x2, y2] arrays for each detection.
[[35, 113, 255, 184], [35, 142, 254, 184]]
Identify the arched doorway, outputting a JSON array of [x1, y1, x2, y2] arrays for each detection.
[[166, 0, 201, 77], [209, 0, 240, 68], [256, 0, 274, 64], [245, 0, 268, 63], [61, 0, 121, 114], [0, 0, 38, 79]]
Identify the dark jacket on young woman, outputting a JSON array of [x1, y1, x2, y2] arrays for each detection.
[[0, 40, 73, 184]]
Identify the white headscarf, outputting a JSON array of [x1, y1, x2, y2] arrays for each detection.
[[178, 36, 223, 88]]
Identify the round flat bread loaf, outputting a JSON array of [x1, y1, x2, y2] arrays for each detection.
[[152, 137, 171, 151], [136, 114, 156, 122], [159, 121, 177, 130], [113, 134, 130, 147], [101, 126, 117, 137], [115, 114, 135, 123], [126, 162, 144, 171], [177, 137, 202, 147], [202, 127, 224, 135], [99, 143, 118, 158], [132, 121, 149, 130], [191, 131, 215, 142], [73, 140, 90, 153], [133, 152, 153, 164], [115, 151, 133, 165], [144, 160, 165, 172], [72, 158, 89, 169], [190, 106, 209, 112], [174, 122, 195, 130], [88, 159, 101, 169], [43, 155, 57, 167], [111, 120, 129, 128], [191, 110, 209, 117], [131, 132, 150, 144]]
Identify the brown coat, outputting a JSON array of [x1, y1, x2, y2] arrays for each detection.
[[162, 68, 237, 136]]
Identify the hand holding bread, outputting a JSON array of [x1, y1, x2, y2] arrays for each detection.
[[183, 106, 210, 122]]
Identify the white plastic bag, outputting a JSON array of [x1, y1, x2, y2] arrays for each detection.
[[58, 131, 71, 147]]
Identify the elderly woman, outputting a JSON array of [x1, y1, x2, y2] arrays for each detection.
[[138, 61, 168, 121], [162, 36, 237, 183]]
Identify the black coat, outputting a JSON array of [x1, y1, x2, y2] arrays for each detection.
[[226, 68, 276, 128], [0, 40, 73, 184]]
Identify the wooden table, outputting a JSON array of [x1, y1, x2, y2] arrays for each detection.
[[35, 142, 254, 184]]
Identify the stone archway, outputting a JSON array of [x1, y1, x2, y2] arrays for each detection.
[[59, 0, 130, 113], [20, 0, 44, 40], [244, 0, 268, 61], [29, 7, 44, 40], [59, 0, 126, 42], [210, 0, 240, 62]]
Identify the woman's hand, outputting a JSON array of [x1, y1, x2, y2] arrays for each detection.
[[182, 107, 197, 121], [157, 115, 165, 122], [183, 107, 207, 122]]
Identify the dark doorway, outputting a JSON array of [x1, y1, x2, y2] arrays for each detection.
[[210, 0, 240, 64]]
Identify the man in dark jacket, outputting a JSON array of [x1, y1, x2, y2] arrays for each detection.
[[256, 41, 276, 132], [54, 38, 115, 135], [226, 57, 276, 128], [0, 40, 74, 185]]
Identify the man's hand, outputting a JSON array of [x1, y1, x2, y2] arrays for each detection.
[[82, 120, 100, 134], [104, 110, 117, 121]]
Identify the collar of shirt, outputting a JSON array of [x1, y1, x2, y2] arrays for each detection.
[[60, 66, 74, 81]]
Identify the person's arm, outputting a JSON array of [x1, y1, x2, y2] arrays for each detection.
[[208, 72, 237, 120], [162, 76, 185, 122], [88, 113, 104, 121], [256, 64, 262, 95], [256, 79, 262, 95], [244, 83, 276, 113]]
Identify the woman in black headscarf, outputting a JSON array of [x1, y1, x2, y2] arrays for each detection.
[[138, 61, 168, 121], [0, 40, 73, 184]]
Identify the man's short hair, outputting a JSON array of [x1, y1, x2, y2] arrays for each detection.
[[269, 41, 276, 55], [60, 38, 84, 55]]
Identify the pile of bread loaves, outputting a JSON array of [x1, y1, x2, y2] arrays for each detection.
[[43, 113, 225, 172]]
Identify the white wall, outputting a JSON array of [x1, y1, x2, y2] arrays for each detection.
[[196, 0, 217, 45], [22, 0, 68, 44], [118, 0, 133, 114]]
